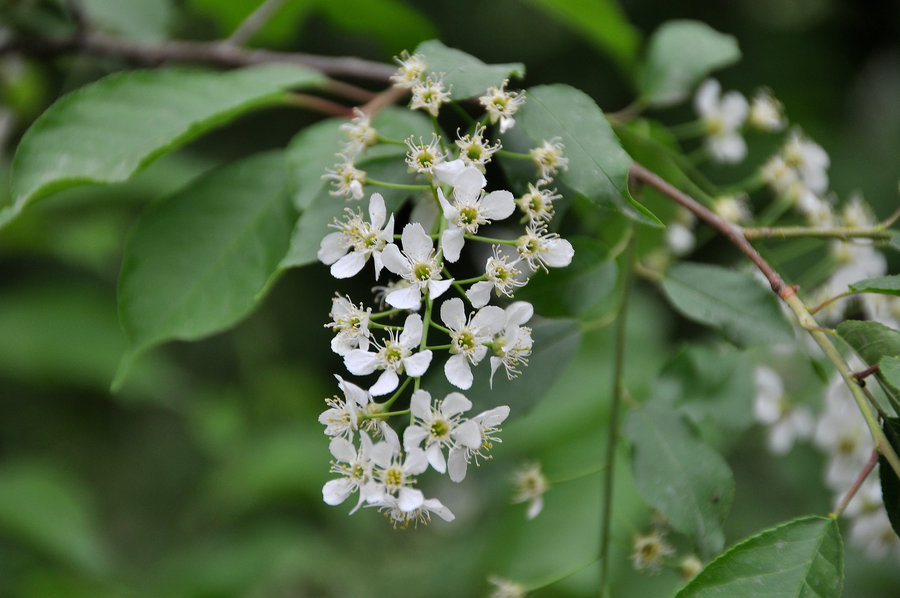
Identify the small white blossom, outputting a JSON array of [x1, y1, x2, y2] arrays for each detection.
[[381, 222, 454, 309], [455, 405, 510, 474], [405, 133, 445, 175], [665, 223, 695, 256], [516, 181, 560, 224], [456, 123, 500, 170], [365, 425, 429, 513], [467, 246, 528, 308], [714, 195, 752, 224], [390, 51, 426, 89], [841, 195, 876, 228], [440, 298, 506, 389], [479, 79, 525, 133], [322, 156, 366, 200], [694, 79, 749, 164], [343, 313, 433, 396], [317, 193, 395, 279], [326, 294, 371, 356], [814, 375, 873, 489], [783, 131, 830, 195], [323, 432, 379, 512], [410, 74, 451, 117], [631, 530, 676, 573], [753, 366, 814, 455], [437, 163, 515, 263], [377, 494, 455, 528], [512, 461, 548, 519], [748, 89, 786, 132], [490, 302, 534, 386], [318, 375, 371, 439], [339, 108, 378, 157], [403, 389, 481, 479], [529, 138, 568, 179], [516, 224, 574, 271]]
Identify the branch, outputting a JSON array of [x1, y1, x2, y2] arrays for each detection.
[[743, 225, 894, 242], [225, 0, 289, 46], [0, 32, 396, 82]]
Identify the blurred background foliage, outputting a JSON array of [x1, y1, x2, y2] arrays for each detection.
[[0, 0, 899, 596]]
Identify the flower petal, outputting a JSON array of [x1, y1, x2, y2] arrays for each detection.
[[322, 478, 354, 506], [444, 354, 473, 389], [466, 281, 493, 308], [404, 349, 433, 378], [317, 232, 346, 265], [386, 285, 421, 310], [368, 192, 386, 228], [472, 305, 506, 335], [480, 190, 515, 220], [453, 419, 481, 449], [330, 250, 367, 279], [428, 278, 453, 300], [398, 487, 425, 512], [448, 448, 469, 483], [400, 313, 423, 347], [401, 222, 433, 259], [442, 391, 472, 417], [441, 226, 465, 263], [380, 243, 406, 274], [542, 238, 574, 268], [369, 369, 399, 396], [344, 350, 378, 375], [440, 297, 466, 331]]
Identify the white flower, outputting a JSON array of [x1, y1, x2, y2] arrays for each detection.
[[339, 108, 378, 157], [842, 195, 876, 228], [516, 224, 574, 271], [436, 165, 515, 263], [814, 375, 872, 489], [410, 74, 451, 117], [489, 301, 534, 386], [845, 481, 900, 560], [317, 193, 394, 279], [365, 424, 429, 512], [390, 51, 426, 89], [453, 405, 510, 477], [783, 131, 830, 195], [748, 89, 786, 132], [322, 155, 366, 200], [467, 246, 528, 308], [694, 79, 748, 164], [631, 530, 676, 573], [516, 181, 560, 225], [529, 138, 568, 179], [512, 462, 548, 519], [318, 375, 371, 439], [405, 133, 445, 175], [665, 223, 695, 256], [381, 222, 453, 309], [377, 494, 455, 528], [440, 298, 506, 390], [753, 366, 814, 455], [478, 79, 525, 134], [343, 313, 433, 396], [714, 195, 752, 224], [403, 389, 481, 479], [323, 432, 379, 512], [456, 123, 500, 170], [325, 294, 371, 356]]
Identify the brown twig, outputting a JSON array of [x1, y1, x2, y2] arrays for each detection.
[[853, 363, 880, 385], [832, 450, 879, 518], [0, 32, 396, 82]]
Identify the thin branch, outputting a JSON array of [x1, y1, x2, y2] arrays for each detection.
[[226, 0, 289, 46], [743, 225, 894, 242], [284, 93, 354, 117], [0, 32, 396, 82], [832, 450, 879, 517]]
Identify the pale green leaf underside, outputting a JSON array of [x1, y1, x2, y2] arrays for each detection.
[[836, 320, 900, 364], [414, 39, 525, 99], [515, 84, 659, 225], [662, 262, 793, 347], [639, 20, 740, 107], [6, 64, 323, 228], [676, 516, 843, 598], [624, 400, 734, 557], [850, 274, 900, 296], [115, 151, 293, 386]]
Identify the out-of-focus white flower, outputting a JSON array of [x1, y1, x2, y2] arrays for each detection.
[[512, 462, 548, 519], [814, 376, 873, 489], [529, 138, 568, 180], [748, 89, 786, 132], [343, 313, 433, 396], [714, 195, 752, 224], [381, 222, 454, 309], [753, 366, 814, 455], [665, 222, 695, 256], [479, 79, 525, 134], [467, 246, 528, 308], [410, 74, 451, 117], [440, 298, 506, 390], [405, 133, 445, 175], [318, 193, 394, 279], [631, 530, 676, 573], [339, 108, 378, 157], [390, 51, 427, 89], [694, 79, 749, 164], [487, 575, 527, 598]]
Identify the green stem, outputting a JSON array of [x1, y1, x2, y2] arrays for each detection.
[[453, 275, 486, 285], [808, 290, 855, 315], [361, 408, 411, 419], [599, 231, 635, 598], [369, 321, 403, 330], [426, 344, 452, 351], [496, 149, 532, 160], [667, 119, 708, 139], [370, 308, 404, 320], [382, 376, 412, 410], [377, 134, 406, 145], [465, 234, 517, 246], [367, 178, 431, 191]]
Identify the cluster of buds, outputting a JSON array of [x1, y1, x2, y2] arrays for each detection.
[[317, 51, 573, 526]]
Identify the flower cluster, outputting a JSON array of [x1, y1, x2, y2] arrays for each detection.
[[317, 52, 573, 526]]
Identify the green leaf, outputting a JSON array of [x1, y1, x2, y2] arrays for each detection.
[[880, 417, 900, 540], [521, 0, 641, 71], [836, 320, 900, 365], [879, 355, 900, 401], [414, 40, 525, 99], [115, 151, 293, 386], [6, 64, 323, 227], [850, 274, 900, 296], [638, 20, 741, 107], [81, 0, 173, 41], [676, 516, 843, 598], [624, 400, 734, 557], [508, 84, 659, 226], [662, 262, 794, 347], [515, 237, 617, 319], [0, 461, 108, 575], [319, 0, 437, 55]]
